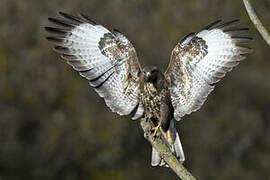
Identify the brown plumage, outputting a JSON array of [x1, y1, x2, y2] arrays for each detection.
[[140, 66, 185, 166], [140, 66, 172, 131], [45, 12, 252, 167]]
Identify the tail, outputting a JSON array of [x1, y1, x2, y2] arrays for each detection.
[[151, 120, 185, 167]]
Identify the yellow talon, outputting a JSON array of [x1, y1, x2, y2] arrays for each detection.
[[152, 123, 161, 137]]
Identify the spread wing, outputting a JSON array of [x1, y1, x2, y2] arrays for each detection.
[[165, 20, 252, 121], [46, 12, 142, 116]]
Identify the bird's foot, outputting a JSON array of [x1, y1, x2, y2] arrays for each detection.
[[152, 123, 161, 137]]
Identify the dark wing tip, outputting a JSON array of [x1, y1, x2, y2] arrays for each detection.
[[48, 17, 74, 28], [44, 26, 69, 36], [58, 12, 83, 23], [53, 46, 71, 54], [46, 36, 56, 41], [112, 28, 122, 35], [203, 19, 241, 31], [225, 28, 250, 36], [217, 19, 240, 30], [58, 11, 71, 18], [202, 19, 222, 30], [232, 37, 253, 44], [44, 26, 52, 32], [46, 36, 66, 44], [77, 13, 98, 25]]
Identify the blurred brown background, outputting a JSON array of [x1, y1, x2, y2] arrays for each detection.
[[0, 0, 269, 179]]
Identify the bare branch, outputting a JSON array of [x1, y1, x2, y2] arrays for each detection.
[[140, 119, 196, 180], [243, 0, 270, 46]]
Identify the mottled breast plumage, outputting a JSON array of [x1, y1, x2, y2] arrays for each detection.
[[141, 82, 169, 120]]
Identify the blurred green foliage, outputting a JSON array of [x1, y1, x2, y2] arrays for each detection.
[[0, 0, 270, 179]]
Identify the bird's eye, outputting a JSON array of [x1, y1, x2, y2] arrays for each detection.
[[146, 72, 151, 76]]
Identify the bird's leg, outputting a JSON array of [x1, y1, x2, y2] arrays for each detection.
[[152, 122, 162, 137], [151, 113, 162, 137]]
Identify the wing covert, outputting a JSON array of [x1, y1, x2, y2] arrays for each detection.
[[165, 20, 252, 121], [46, 12, 142, 116]]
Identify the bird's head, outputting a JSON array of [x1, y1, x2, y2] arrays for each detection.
[[142, 66, 160, 83]]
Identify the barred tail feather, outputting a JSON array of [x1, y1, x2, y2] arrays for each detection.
[[173, 123, 185, 162], [151, 147, 162, 166], [151, 120, 185, 167]]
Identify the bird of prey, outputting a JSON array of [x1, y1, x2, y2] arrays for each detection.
[[45, 12, 252, 166]]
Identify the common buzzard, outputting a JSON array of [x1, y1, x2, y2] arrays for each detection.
[[45, 12, 252, 166]]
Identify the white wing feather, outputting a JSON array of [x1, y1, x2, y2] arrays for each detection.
[[165, 20, 252, 120], [46, 12, 143, 117]]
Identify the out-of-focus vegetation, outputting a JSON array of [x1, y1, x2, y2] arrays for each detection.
[[0, 0, 269, 179]]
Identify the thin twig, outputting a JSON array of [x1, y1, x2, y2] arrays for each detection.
[[140, 119, 196, 180], [243, 0, 270, 46]]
